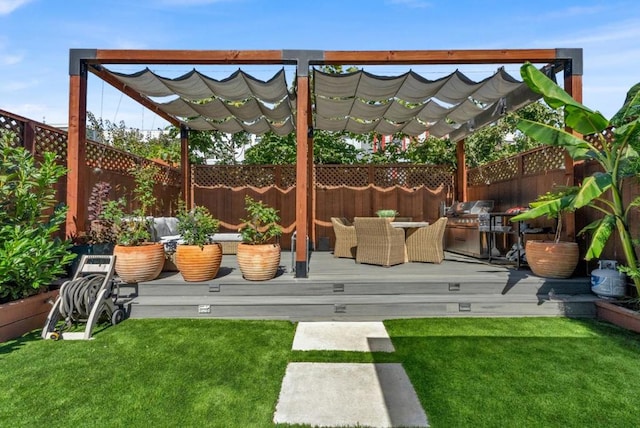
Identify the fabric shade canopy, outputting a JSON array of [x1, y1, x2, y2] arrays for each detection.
[[104, 64, 539, 140]]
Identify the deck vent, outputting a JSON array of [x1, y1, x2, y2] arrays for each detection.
[[458, 302, 472, 312], [198, 304, 211, 314], [333, 283, 345, 292], [209, 284, 220, 293], [448, 282, 461, 291], [334, 304, 347, 313]]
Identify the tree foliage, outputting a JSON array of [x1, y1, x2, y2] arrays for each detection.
[[463, 101, 562, 167]]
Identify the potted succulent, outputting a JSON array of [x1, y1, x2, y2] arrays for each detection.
[[175, 203, 222, 282], [513, 186, 580, 278], [237, 196, 283, 281], [512, 63, 640, 291], [376, 209, 398, 221], [102, 164, 165, 283]]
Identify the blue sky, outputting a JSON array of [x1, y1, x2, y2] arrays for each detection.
[[1, 0, 640, 131]]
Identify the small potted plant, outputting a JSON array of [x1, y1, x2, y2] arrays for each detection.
[[102, 164, 166, 283], [376, 209, 398, 221], [237, 196, 283, 281], [175, 203, 222, 282]]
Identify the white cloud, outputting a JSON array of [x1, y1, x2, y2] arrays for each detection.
[[1, 52, 23, 65], [0, 78, 38, 92], [0, 0, 34, 15]]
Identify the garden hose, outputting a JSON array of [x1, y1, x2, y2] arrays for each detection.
[[59, 274, 111, 324]]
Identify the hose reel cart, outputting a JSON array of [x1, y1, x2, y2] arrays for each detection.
[[42, 255, 124, 340]]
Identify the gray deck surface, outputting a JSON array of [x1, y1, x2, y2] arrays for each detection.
[[125, 251, 598, 320]]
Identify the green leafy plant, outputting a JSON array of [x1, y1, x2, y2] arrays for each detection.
[[376, 209, 399, 218], [101, 164, 160, 246], [239, 196, 282, 245], [0, 130, 75, 303], [511, 62, 640, 295], [522, 185, 579, 243], [176, 203, 220, 248], [87, 181, 117, 244]]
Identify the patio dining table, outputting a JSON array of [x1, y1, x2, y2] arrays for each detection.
[[390, 221, 430, 262]]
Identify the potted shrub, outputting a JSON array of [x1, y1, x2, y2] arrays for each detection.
[[102, 164, 165, 283], [175, 204, 222, 282], [237, 196, 283, 281], [0, 130, 75, 341], [376, 209, 398, 221], [514, 187, 580, 278], [512, 63, 640, 293]]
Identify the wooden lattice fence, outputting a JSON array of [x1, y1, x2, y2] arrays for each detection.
[[0, 109, 181, 234]]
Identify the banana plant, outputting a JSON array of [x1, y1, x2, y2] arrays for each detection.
[[511, 63, 640, 294]]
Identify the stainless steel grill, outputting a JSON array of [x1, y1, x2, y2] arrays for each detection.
[[444, 200, 494, 258]]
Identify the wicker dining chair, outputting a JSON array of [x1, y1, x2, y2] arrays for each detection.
[[353, 217, 405, 267], [405, 217, 448, 263], [331, 217, 357, 259]]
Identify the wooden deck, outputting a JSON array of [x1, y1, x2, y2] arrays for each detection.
[[121, 251, 598, 321]]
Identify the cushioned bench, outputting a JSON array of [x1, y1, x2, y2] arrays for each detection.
[[151, 217, 243, 271]]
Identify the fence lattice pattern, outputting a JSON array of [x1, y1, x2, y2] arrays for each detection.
[[194, 164, 455, 189], [468, 145, 566, 186], [0, 112, 24, 147], [34, 126, 68, 161], [522, 145, 565, 175]]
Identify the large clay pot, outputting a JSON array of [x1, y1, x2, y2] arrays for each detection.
[[175, 243, 222, 282], [113, 242, 165, 283], [526, 240, 579, 279], [236, 243, 281, 281]]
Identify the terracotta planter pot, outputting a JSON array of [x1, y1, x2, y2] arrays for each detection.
[[526, 240, 579, 279], [236, 243, 281, 281], [113, 242, 165, 283], [1, 289, 58, 342], [175, 243, 222, 282], [595, 300, 640, 333]]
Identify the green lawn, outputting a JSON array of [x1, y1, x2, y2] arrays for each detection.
[[1, 317, 639, 427]]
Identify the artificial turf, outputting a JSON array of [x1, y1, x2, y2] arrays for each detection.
[[1, 317, 639, 427]]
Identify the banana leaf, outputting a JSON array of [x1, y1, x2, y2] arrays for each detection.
[[520, 63, 609, 135]]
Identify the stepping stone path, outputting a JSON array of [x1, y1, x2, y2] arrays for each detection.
[[273, 321, 429, 427]]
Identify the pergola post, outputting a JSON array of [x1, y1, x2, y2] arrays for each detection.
[[66, 52, 90, 238], [180, 125, 192, 207], [456, 139, 467, 203], [560, 49, 583, 241], [295, 74, 310, 277]]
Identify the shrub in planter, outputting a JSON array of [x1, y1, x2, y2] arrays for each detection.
[[175, 204, 222, 282], [237, 196, 283, 281], [102, 164, 166, 283], [0, 130, 75, 304]]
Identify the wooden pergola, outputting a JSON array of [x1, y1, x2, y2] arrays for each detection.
[[67, 48, 583, 277]]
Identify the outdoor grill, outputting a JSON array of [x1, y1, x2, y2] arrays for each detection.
[[444, 200, 494, 258]]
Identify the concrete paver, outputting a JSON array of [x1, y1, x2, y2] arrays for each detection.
[[273, 362, 429, 427], [292, 321, 395, 352]]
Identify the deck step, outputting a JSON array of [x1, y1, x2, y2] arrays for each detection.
[[137, 274, 591, 297], [127, 293, 598, 321]]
